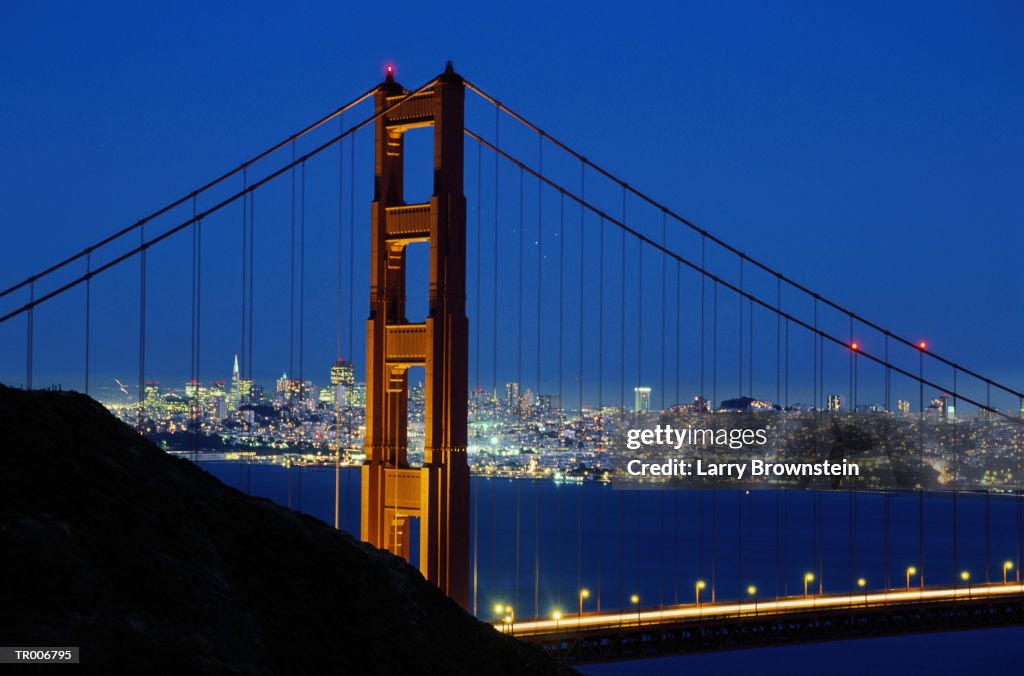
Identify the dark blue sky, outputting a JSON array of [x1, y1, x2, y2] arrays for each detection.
[[2, 1, 1022, 408]]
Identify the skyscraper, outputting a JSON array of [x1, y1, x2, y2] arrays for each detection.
[[827, 394, 842, 413], [330, 359, 355, 407], [226, 354, 241, 413], [505, 382, 520, 409], [634, 386, 651, 413]]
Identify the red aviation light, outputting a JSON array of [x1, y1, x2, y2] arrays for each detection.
[[918, 340, 928, 351], [850, 342, 859, 352]]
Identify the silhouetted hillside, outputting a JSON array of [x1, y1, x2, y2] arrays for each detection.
[[0, 384, 569, 675]]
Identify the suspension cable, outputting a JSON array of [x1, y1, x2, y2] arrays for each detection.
[[463, 80, 1024, 401], [1, 85, 378, 303], [2, 78, 440, 325], [463, 128, 1021, 422]]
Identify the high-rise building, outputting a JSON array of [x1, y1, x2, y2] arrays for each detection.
[[945, 397, 956, 423], [634, 386, 651, 413], [505, 382, 521, 409], [318, 388, 336, 406], [238, 378, 253, 404], [827, 394, 842, 413], [209, 380, 227, 419], [226, 354, 241, 412], [520, 388, 534, 411], [897, 399, 911, 416], [330, 359, 356, 407], [276, 372, 290, 404]]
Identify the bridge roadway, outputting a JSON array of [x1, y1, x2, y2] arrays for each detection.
[[499, 583, 1024, 664]]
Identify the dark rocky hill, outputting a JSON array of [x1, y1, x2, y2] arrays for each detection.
[[0, 384, 570, 674]]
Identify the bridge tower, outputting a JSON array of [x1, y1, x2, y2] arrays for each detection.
[[361, 63, 469, 608]]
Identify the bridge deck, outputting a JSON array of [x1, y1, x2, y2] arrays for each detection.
[[502, 583, 1024, 665]]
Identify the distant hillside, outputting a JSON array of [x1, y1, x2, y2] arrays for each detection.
[[0, 385, 569, 675]]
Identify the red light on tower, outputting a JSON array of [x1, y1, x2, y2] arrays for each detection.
[[385, 64, 395, 79], [850, 342, 859, 352], [918, 340, 928, 351]]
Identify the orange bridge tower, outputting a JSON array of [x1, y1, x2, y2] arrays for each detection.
[[361, 63, 469, 608]]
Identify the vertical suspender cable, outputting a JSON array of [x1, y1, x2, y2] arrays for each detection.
[[289, 142, 296, 385], [248, 181, 255, 387], [621, 188, 626, 413], [985, 383, 992, 582], [85, 254, 91, 395], [619, 188, 626, 604], [1018, 396, 1023, 583], [918, 341, 925, 586], [492, 108, 499, 399], [660, 212, 666, 409], [556, 192, 564, 606], [490, 111, 500, 607], [241, 167, 248, 384], [737, 491, 743, 600], [749, 283, 754, 398], [534, 137, 542, 618], [239, 169, 248, 492], [738, 259, 744, 398], [475, 142, 482, 390], [952, 367, 958, 580], [516, 166, 524, 613], [700, 237, 706, 404], [349, 129, 355, 371], [26, 283, 33, 390], [635, 220, 643, 601], [516, 165, 524, 614], [711, 483, 717, 601], [299, 161, 306, 385], [884, 334, 891, 589], [138, 225, 146, 432], [335, 117, 344, 531], [579, 165, 585, 415], [712, 282, 718, 411], [191, 197, 200, 459], [577, 165, 585, 602], [247, 190, 255, 494], [597, 215, 604, 611], [346, 130, 356, 527], [473, 473, 479, 616], [776, 279, 781, 407]]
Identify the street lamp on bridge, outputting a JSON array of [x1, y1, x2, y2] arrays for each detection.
[[1003, 561, 1014, 584], [747, 585, 758, 615], [695, 580, 706, 607], [906, 566, 917, 591], [630, 594, 640, 625], [578, 588, 590, 619], [494, 603, 513, 631], [803, 572, 815, 598]]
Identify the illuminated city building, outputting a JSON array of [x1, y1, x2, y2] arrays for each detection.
[[226, 354, 241, 412], [506, 382, 521, 409], [330, 359, 356, 406], [827, 394, 842, 413], [239, 378, 253, 404], [634, 387, 651, 413]]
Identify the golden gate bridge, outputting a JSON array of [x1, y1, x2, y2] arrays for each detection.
[[2, 63, 1023, 665]]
